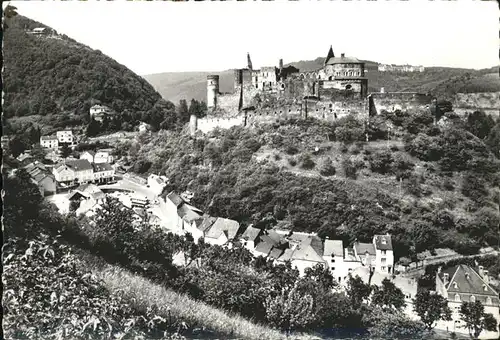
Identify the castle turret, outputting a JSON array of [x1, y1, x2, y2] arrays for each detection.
[[324, 45, 335, 66], [247, 53, 253, 71], [189, 114, 198, 136], [207, 75, 219, 109]]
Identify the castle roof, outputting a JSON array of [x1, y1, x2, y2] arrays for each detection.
[[439, 264, 498, 297], [325, 56, 362, 65], [324, 45, 335, 65]]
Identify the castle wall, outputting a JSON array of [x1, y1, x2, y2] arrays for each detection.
[[369, 92, 433, 115], [305, 99, 367, 121], [218, 92, 241, 115], [453, 92, 500, 118], [196, 116, 245, 134]]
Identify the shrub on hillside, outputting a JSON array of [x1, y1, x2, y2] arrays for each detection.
[[369, 150, 394, 175], [288, 157, 297, 167], [284, 145, 299, 155], [319, 157, 336, 177], [299, 153, 315, 170], [342, 157, 359, 180]]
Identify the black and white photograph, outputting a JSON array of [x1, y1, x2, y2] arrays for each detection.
[[2, 0, 500, 339]]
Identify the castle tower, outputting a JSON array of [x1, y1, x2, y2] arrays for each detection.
[[234, 69, 243, 89], [324, 45, 335, 66], [247, 53, 253, 71], [189, 114, 198, 136], [207, 75, 219, 109], [279, 58, 283, 71]]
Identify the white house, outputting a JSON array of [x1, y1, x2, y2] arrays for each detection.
[[147, 174, 168, 196], [240, 226, 263, 253], [89, 104, 112, 122], [203, 217, 240, 246], [92, 162, 115, 184], [52, 163, 76, 184], [79, 151, 95, 163], [372, 234, 394, 274], [159, 191, 203, 233], [40, 135, 59, 149], [94, 149, 114, 164], [138, 122, 151, 133], [56, 130, 74, 145], [323, 238, 351, 283], [434, 264, 500, 339]]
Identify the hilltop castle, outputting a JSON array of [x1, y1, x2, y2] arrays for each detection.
[[207, 46, 368, 115], [191, 46, 433, 134]]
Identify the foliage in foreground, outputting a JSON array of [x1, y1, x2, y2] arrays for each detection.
[[3, 234, 183, 339]]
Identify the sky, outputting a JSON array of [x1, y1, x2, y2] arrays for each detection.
[[10, 0, 499, 75]]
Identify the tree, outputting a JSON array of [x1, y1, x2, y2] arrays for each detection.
[[30, 143, 47, 162], [371, 278, 406, 311], [177, 99, 189, 124], [466, 111, 495, 140], [413, 290, 452, 330], [345, 275, 372, 309], [299, 153, 315, 170], [8, 135, 30, 158], [459, 301, 498, 339], [363, 306, 428, 339], [342, 157, 359, 180], [60, 144, 72, 158], [369, 150, 394, 174], [319, 156, 336, 176], [86, 118, 101, 137]]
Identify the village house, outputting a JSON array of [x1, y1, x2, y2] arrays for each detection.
[[1, 135, 10, 148], [79, 150, 95, 163], [56, 130, 75, 145], [240, 226, 264, 253], [69, 184, 106, 216], [25, 162, 57, 197], [89, 104, 112, 122], [92, 162, 115, 184], [94, 149, 114, 164], [138, 121, 151, 133], [53, 159, 93, 185], [353, 234, 394, 274], [434, 264, 500, 339], [40, 135, 59, 149], [147, 174, 169, 196], [202, 217, 241, 246], [160, 191, 204, 232], [17, 152, 34, 166]]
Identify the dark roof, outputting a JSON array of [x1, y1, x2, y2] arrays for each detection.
[[241, 226, 262, 242], [165, 191, 184, 207], [82, 150, 96, 156], [269, 248, 284, 260], [177, 204, 203, 223], [354, 242, 376, 256], [439, 265, 498, 296], [324, 46, 335, 65], [41, 135, 58, 141], [325, 56, 362, 65], [67, 191, 89, 201], [66, 159, 93, 171], [374, 235, 393, 251], [198, 216, 217, 233], [32, 172, 54, 183], [205, 218, 240, 240], [292, 236, 325, 262], [255, 241, 273, 256], [92, 162, 113, 172]]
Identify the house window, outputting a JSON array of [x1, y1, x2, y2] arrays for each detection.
[[486, 297, 492, 305], [381, 266, 386, 271], [453, 282, 458, 289], [470, 295, 476, 302], [455, 294, 461, 302], [483, 284, 488, 291], [381, 258, 386, 264], [382, 250, 387, 255]]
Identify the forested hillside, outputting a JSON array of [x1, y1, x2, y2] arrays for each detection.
[[3, 13, 176, 134], [116, 109, 500, 262]]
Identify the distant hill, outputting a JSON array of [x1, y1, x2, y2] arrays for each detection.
[[3, 14, 168, 133], [144, 58, 497, 104]]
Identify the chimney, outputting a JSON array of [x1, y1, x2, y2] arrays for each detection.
[[483, 269, 490, 284], [443, 273, 449, 285], [341, 53, 345, 58], [478, 265, 484, 277], [279, 58, 283, 70]]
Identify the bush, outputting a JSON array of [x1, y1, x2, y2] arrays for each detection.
[[443, 178, 455, 191], [288, 157, 297, 167], [319, 157, 336, 177], [342, 157, 359, 180], [299, 153, 315, 170], [284, 145, 299, 155], [369, 150, 394, 175], [273, 153, 282, 161]]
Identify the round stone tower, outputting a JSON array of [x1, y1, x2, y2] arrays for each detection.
[[207, 75, 219, 109]]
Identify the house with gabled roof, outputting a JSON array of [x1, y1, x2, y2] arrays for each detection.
[[92, 162, 115, 183], [352, 234, 394, 274], [435, 264, 500, 338], [240, 225, 263, 252], [160, 191, 204, 233], [204, 217, 241, 246], [79, 150, 95, 163], [40, 135, 59, 149]]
